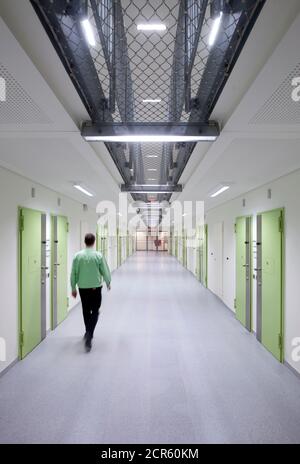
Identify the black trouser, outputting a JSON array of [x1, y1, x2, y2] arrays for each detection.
[[79, 287, 102, 338]]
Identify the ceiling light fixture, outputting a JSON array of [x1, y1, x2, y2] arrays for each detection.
[[74, 184, 94, 197], [210, 185, 229, 198], [82, 122, 219, 143], [81, 19, 96, 47], [208, 12, 223, 47], [137, 23, 166, 31], [142, 99, 162, 103], [147, 168, 157, 171], [85, 135, 217, 143]]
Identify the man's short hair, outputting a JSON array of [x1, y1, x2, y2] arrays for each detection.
[[85, 233, 96, 247]]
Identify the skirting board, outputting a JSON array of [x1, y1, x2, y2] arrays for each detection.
[[284, 361, 300, 380], [0, 358, 18, 379]]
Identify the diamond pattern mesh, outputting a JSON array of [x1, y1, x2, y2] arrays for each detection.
[[31, 0, 264, 204]]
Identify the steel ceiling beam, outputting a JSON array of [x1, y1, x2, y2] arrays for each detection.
[[171, 0, 266, 189], [159, 0, 208, 197], [81, 121, 220, 140], [121, 185, 183, 194]]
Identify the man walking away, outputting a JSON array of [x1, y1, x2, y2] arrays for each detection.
[[71, 233, 111, 352]]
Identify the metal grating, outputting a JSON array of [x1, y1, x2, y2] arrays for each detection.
[[0, 63, 51, 125], [31, 0, 266, 207], [250, 62, 300, 125]]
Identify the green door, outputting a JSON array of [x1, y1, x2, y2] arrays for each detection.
[[52, 215, 68, 328], [235, 216, 251, 330], [117, 229, 121, 266], [183, 232, 187, 267], [19, 208, 45, 358], [199, 224, 208, 287], [258, 209, 284, 361]]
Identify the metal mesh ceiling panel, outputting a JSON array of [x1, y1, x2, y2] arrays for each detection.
[[31, 0, 266, 208]]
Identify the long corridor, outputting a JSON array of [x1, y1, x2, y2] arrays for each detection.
[[1, 252, 300, 444]]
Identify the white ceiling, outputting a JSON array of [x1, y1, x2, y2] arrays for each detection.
[[0, 0, 300, 213]]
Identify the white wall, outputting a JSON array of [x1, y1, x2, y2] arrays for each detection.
[[0, 166, 97, 374], [206, 168, 300, 374]]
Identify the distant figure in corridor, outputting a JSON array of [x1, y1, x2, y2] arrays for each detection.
[[71, 233, 111, 352]]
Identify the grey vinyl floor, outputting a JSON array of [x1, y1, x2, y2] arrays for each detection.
[[1, 252, 300, 444]]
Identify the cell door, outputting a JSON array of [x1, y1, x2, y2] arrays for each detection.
[[182, 232, 187, 267], [199, 224, 208, 287], [208, 222, 223, 297], [52, 215, 68, 329], [175, 236, 178, 258], [126, 233, 129, 258], [235, 216, 252, 331], [256, 209, 284, 361], [19, 208, 46, 358], [118, 231, 122, 265]]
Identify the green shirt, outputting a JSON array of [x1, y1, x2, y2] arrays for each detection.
[[70, 248, 111, 291]]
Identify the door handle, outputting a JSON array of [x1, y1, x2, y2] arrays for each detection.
[[254, 268, 261, 271], [41, 266, 49, 270], [54, 263, 60, 266], [243, 264, 249, 267]]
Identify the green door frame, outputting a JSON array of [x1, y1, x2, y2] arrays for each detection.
[[235, 215, 252, 331], [51, 215, 69, 329]]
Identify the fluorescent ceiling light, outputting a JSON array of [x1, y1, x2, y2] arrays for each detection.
[[85, 135, 217, 143], [81, 19, 96, 47], [74, 184, 94, 197], [210, 185, 229, 198], [142, 99, 162, 103], [208, 12, 223, 47], [147, 155, 158, 158], [147, 168, 157, 171], [137, 23, 166, 31], [148, 178, 156, 181]]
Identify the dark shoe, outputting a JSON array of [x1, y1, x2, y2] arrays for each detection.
[[85, 335, 92, 352], [83, 332, 88, 340]]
